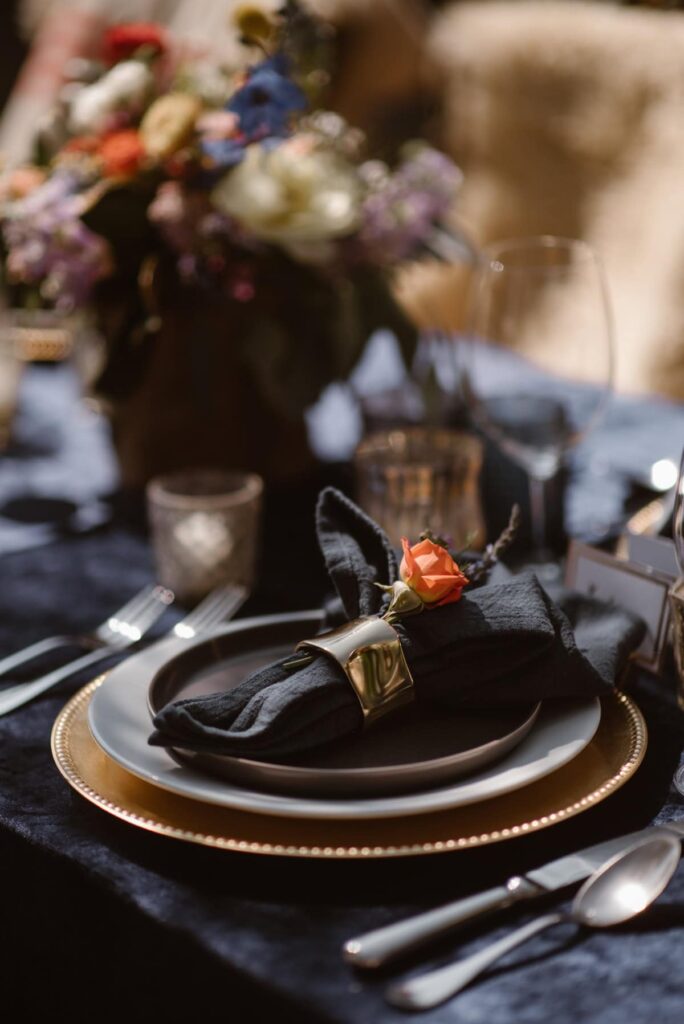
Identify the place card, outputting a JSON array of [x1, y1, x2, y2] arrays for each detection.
[[626, 533, 678, 578], [565, 541, 672, 673]]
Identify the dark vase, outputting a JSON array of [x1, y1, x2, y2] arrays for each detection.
[[92, 268, 316, 488], [92, 253, 419, 489]]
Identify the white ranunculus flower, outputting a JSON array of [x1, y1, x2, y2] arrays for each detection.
[[211, 141, 361, 252], [69, 61, 152, 135]]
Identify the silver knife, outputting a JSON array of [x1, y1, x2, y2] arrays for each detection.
[[343, 820, 684, 969]]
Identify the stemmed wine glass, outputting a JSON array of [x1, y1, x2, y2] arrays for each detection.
[[460, 236, 614, 570], [669, 446, 684, 795]]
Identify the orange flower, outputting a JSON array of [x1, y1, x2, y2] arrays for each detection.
[[400, 537, 469, 607], [98, 130, 146, 178]]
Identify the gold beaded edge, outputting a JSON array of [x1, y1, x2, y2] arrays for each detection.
[[51, 681, 647, 860]]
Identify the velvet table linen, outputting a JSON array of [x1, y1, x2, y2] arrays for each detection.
[[1, 365, 684, 1023]]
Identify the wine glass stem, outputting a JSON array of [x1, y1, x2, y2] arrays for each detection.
[[528, 475, 548, 557]]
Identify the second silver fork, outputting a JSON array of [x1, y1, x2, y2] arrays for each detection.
[[0, 582, 248, 717], [0, 583, 174, 680]]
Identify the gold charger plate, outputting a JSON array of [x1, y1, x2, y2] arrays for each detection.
[[51, 680, 647, 860]]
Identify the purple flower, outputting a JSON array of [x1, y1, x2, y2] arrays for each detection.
[[228, 54, 307, 141], [394, 147, 463, 220], [148, 180, 256, 284], [2, 170, 110, 310], [355, 148, 463, 264]]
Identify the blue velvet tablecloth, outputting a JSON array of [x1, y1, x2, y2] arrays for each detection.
[[2, 365, 684, 1024]]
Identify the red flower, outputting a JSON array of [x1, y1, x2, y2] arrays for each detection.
[[98, 130, 146, 178], [164, 150, 194, 179], [103, 23, 166, 64]]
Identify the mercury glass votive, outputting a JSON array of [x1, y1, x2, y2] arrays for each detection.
[[146, 469, 263, 603], [354, 428, 485, 550], [0, 314, 27, 449]]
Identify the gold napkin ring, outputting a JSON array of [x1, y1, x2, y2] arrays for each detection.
[[296, 616, 414, 727]]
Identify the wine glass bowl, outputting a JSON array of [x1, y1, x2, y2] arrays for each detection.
[[461, 236, 614, 558]]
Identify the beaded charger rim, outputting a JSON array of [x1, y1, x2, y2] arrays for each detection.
[[51, 678, 647, 859]]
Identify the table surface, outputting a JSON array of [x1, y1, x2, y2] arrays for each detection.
[[2, 364, 684, 1024]]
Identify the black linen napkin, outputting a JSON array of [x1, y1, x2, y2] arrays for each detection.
[[149, 488, 645, 760]]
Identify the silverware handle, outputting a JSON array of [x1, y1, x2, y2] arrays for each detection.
[[343, 878, 541, 969], [386, 912, 563, 1010], [0, 647, 118, 716], [0, 635, 90, 679]]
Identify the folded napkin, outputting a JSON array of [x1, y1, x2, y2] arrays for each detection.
[[149, 488, 645, 760]]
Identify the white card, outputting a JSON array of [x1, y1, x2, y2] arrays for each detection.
[[566, 542, 672, 673], [627, 533, 678, 578]]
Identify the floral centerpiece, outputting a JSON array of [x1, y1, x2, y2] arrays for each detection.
[[0, 3, 462, 484]]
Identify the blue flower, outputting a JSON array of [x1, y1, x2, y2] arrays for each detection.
[[228, 55, 307, 141]]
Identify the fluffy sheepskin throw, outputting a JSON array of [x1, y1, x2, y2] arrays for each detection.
[[398, 1, 684, 399]]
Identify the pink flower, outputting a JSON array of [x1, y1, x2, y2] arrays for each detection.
[[197, 111, 240, 141]]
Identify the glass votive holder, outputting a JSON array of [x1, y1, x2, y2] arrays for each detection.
[[0, 313, 28, 449], [668, 579, 684, 712], [146, 469, 263, 603], [354, 428, 485, 550]]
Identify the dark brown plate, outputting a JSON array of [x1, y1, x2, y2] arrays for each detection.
[[147, 616, 540, 797]]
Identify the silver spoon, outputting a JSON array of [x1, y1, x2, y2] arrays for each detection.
[[386, 833, 681, 1011]]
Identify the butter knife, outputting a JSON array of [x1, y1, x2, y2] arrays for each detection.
[[344, 820, 684, 969]]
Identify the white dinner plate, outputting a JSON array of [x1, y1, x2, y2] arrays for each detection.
[[145, 620, 541, 798], [88, 611, 601, 821]]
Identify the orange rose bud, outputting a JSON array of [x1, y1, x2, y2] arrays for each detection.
[[400, 537, 469, 607]]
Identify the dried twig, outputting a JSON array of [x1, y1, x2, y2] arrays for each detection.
[[461, 504, 521, 584]]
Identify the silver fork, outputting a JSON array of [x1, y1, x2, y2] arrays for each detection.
[[170, 583, 248, 640], [0, 582, 247, 717], [0, 584, 174, 716], [0, 583, 174, 680]]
